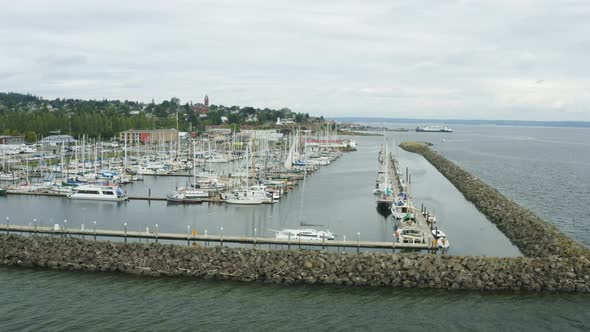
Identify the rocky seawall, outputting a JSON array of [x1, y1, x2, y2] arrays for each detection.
[[399, 141, 589, 258], [1, 234, 589, 292]]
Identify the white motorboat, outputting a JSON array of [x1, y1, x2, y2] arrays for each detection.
[[167, 187, 209, 203], [431, 229, 446, 239], [224, 190, 264, 205], [396, 226, 425, 244], [272, 228, 335, 241], [68, 184, 128, 201]]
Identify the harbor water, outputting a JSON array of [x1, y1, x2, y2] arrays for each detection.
[[1, 125, 589, 330]]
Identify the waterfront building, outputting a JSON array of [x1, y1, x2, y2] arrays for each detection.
[[240, 129, 284, 141], [305, 138, 356, 149], [38, 135, 76, 145], [119, 128, 179, 144], [0, 136, 25, 145]]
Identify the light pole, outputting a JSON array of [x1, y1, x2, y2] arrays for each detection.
[[187, 225, 190, 246]]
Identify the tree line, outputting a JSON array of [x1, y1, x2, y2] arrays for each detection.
[[0, 92, 318, 141]]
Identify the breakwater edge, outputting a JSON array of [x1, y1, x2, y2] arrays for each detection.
[[399, 141, 589, 258], [2, 234, 590, 292]]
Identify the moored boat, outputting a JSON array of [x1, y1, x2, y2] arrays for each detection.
[[166, 187, 208, 203], [272, 228, 335, 241], [67, 184, 128, 201], [396, 226, 425, 244]]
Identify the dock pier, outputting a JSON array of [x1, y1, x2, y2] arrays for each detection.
[[0, 224, 435, 252]]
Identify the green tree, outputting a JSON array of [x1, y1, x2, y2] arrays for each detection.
[[24, 130, 37, 142]]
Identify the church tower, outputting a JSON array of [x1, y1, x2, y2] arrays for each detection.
[[204, 94, 209, 106]]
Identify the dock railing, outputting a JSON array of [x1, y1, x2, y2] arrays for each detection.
[[0, 224, 434, 252]]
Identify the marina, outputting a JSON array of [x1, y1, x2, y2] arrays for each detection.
[[0, 134, 513, 256], [2, 0, 590, 328], [1, 133, 524, 257]]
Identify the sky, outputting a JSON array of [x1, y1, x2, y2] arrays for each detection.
[[1, 0, 590, 121]]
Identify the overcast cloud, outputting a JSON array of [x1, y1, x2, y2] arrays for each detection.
[[1, 0, 590, 120]]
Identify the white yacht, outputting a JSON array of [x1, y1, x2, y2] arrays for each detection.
[[224, 190, 264, 205], [68, 184, 128, 201], [166, 187, 209, 203], [272, 229, 336, 241]]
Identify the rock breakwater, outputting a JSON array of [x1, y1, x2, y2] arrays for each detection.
[[1, 234, 589, 292], [399, 141, 589, 258]]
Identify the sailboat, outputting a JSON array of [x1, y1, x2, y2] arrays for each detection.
[[224, 143, 264, 205], [167, 139, 210, 203]]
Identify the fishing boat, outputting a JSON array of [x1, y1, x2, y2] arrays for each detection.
[[272, 228, 335, 241], [67, 184, 128, 201], [0, 187, 6, 196]]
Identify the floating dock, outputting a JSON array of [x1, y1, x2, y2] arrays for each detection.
[[0, 224, 434, 252]]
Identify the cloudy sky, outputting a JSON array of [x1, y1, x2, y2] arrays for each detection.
[[1, 0, 590, 121]]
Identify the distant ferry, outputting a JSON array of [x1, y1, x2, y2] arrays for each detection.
[[416, 125, 453, 133]]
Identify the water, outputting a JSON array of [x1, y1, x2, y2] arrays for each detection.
[[1, 125, 590, 330], [389, 125, 590, 247], [0, 267, 588, 331]]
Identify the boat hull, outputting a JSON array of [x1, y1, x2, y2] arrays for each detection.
[[376, 200, 392, 216], [68, 195, 127, 202], [225, 199, 263, 205], [166, 195, 204, 204]]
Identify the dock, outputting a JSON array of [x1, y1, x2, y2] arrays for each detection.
[[0, 224, 435, 252], [4, 192, 274, 204]]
